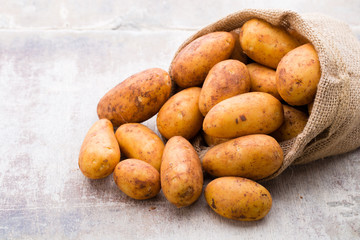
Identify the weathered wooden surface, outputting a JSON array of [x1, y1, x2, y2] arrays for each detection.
[[0, 1, 359, 239]]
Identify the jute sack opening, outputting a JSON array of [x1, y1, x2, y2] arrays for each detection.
[[168, 9, 360, 180]]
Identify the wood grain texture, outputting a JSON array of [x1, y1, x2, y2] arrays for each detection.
[[0, 1, 359, 239]]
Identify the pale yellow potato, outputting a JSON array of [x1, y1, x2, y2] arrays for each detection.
[[203, 92, 284, 138], [161, 136, 203, 208], [247, 63, 282, 100], [240, 18, 300, 69], [203, 134, 283, 180], [170, 31, 235, 88], [229, 30, 248, 63], [205, 177, 272, 221], [113, 159, 160, 200], [271, 105, 309, 142], [199, 59, 250, 116], [202, 131, 232, 147], [115, 123, 164, 172], [78, 119, 120, 179], [97, 68, 171, 127], [157, 87, 203, 140], [276, 43, 321, 106]]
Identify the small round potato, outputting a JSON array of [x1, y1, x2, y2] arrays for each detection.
[[247, 63, 282, 100], [240, 18, 300, 69], [202, 131, 232, 147], [170, 31, 235, 88], [276, 43, 321, 106], [115, 123, 164, 172], [205, 177, 272, 221], [199, 59, 250, 116], [97, 68, 171, 127], [113, 159, 160, 200], [230, 30, 248, 63], [157, 87, 203, 140], [161, 136, 203, 208], [271, 105, 309, 142], [79, 119, 120, 179], [202, 134, 283, 180], [203, 92, 284, 138]]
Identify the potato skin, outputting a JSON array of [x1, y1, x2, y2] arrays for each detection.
[[115, 123, 164, 172], [199, 59, 250, 116], [161, 136, 203, 208], [170, 31, 235, 88], [203, 92, 284, 138], [276, 43, 321, 106], [202, 131, 231, 147], [79, 119, 120, 179], [230, 30, 248, 63], [113, 159, 160, 200], [240, 18, 300, 69], [203, 134, 283, 180], [157, 87, 203, 140], [205, 177, 272, 221], [271, 105, 308, 142], [247, 63, 282, 100], [97, 68, 171, 127]]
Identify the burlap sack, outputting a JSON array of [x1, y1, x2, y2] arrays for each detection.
[[168, 9, 360, 180]]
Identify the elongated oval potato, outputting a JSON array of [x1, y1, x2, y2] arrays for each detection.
[[271, 105, 308, 142], [161, 136, 203, 208], [113, 159, 160, 200], [115, 123, 164, 172], [170, 31, 235, 88], [230, 30, 248, 63], [79, 119, 120, 179], [202, 131, 232, 147], [97, 68, 171, 127], [205, 177, 272, 221], [240, 18, 300, 69], [199, 59, 250, 116], [276, 43, 321, 106], [247, 63, 282, 100], [203, 92, 284, 138], [203, 134, 283, 180], [157, 87, 203, 140]]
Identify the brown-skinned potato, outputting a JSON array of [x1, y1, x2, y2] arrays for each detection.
[[230, 30, 248, 63], [203, 92, 284, 138], [170, 31, 235, 88], [205, 177, 272, 221], [115, 123, 164, 172], [79, 119, 120, 179], [199, 59, 251, 116], [161, 136, 203, 208], [113, 159, 160, 200], [202, 131, 232, 147], [97, 68, 171, 127], [240, 18, 300, 69], [276, 43, 321, 106], [202, 134, 283, 180]]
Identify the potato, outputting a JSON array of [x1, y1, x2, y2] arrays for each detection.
[[161, 136, 203, 208], [271, 105, 308, 142], [199, 59, 250, 116], [113, 159, 160, 200], [247, 63, 282, 100], [230, 30, 248, 63], [157, 87, 203, 140], [170, 31, 235, 88], [276, 43, 321, 106], [203, 134, 283, 180], [78, 119, 120, 179], [240, 18, 300, 69], [202, 131, 231, 147], [97, 68, 171, 127], [203, 92, 284, 138], [115, 123, 164, 172], [308, 101, 314, 115], [205, 177, 272, 221]]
